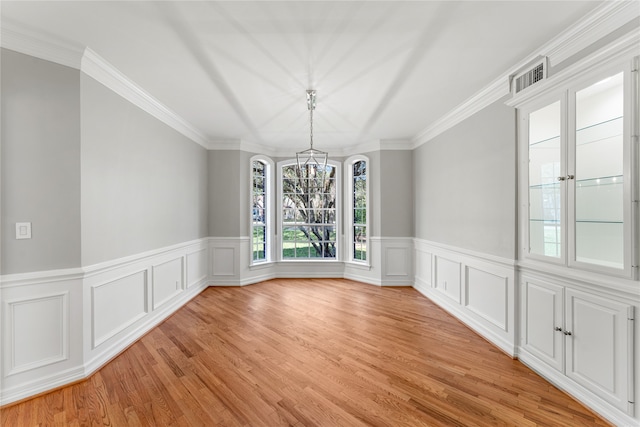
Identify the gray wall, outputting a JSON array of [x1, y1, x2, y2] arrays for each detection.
[[363, 151, 381, 237], [208, 150, 254, 237], [1, 49, 81, 274], [380, 150, 413, 237], [413, 99, 517, 259], [81, 74, 208, 266]]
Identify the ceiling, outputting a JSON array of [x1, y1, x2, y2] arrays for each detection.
[[1, 1, 604, 153]]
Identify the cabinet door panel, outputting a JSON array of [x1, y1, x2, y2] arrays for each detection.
[[527, 100, 563, 260], [565, 289, 632, 412], [572, 71, 625, 270], [522, 278, 564, 371]]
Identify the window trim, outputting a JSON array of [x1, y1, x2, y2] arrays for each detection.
[[345, 155, 370, 266], [249, 155, 274, 266], [276, 158, 342, 262]]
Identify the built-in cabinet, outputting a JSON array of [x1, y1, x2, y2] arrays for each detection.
[[509, 40, 639, 424], [519, 62, 636, 278], [521, 276, 634, 414]]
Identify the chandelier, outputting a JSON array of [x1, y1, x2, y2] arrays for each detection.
[[296, 90, 328, 186]]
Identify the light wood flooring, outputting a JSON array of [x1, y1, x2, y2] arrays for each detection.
[[1, 278, 611, 426]]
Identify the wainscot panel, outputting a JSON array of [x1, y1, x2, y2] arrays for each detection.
[[92, 270, 147, 348], [209, 238, 241, 285], [152, 257, 184, 310], [6, 292, 70, 376], [413, 239, 517, 357], [216, 236, 413, 287], [83, 239, 209, 377], [435, 256, 462, 303], [414, 248, 433, 289], [379, 238, 414, 286], [0, 238, 210, 406], [1, 272, 84, 405], [186, 248, 208, 288], [466, 266, 508, 331]]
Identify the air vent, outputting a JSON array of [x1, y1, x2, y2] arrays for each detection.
[[512, 58, 547, 95]]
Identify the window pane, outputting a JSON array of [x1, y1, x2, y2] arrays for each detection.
[[575, 72, 624, 268], [281, 164, 337, 259], [528, 101, 561, 258], [251, 160, 268, 262], [352, 160, 367, 262]]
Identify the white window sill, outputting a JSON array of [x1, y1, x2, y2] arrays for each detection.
[[345, 260, 372, 271]]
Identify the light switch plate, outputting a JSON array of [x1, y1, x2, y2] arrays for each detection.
[[16, 222, 32, 239]]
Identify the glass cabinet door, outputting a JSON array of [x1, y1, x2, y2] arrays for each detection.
[[528, 100, 563, 260], [572, 72, 625, 270], [522, 63, 634, 277]]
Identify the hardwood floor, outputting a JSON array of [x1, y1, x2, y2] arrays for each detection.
[[1, 279, 611, 426]]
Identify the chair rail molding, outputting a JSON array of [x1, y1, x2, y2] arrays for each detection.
[[0, 238, 210, 406], [413, 239, 517, 357]]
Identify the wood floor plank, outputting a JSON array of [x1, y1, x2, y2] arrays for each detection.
[[1, 279, 612, 426]]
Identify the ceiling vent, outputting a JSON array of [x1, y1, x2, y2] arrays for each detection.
[[512, 58, 548, 95]]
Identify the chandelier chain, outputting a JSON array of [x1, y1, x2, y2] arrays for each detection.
[[309, 103, 314, 149]]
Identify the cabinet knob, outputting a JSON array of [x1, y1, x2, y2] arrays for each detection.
[[567, 174, 575, 180], [554, 327, 563, 332], [564, 331, 572, 336], [557, 176, 566, 181]]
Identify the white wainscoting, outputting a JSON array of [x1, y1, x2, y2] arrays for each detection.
[[434, 256, 462, 303], [0, 238, 209, 406], [209, 237, 243, 285], [5, 291, 70, 376], [1, 271, 84, 405], [379, 238, 414, 286], [210, 236, 414, 287], [152, 257, 184, 310], [413, 239, 517, 356], [186, 248, 208, 288], [91, 270, 147, 348]]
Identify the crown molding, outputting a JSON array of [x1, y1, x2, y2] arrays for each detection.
[[1, 24, 211, 149], [505, 26, 640, 108], [81, 48, 210, 149], [206, 138, 413, 157], [543, 1, 640, 67], [411, 1, 639, 148], [206, 139, 243, 151], [411, 76, 509, 148], [1, 22, 84, 69], [380, 139, 414, 150]]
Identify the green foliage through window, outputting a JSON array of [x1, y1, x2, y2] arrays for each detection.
[[281, 163, 337, 259], [352, 160, 367, 262], [252, 160, 267, 262]]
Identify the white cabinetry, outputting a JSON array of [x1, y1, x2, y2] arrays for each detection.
[[516, 61, 636, 278], [521, 276, 634, 415]]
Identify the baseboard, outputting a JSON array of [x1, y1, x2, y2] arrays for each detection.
[[83, 280, 209, 376], [412, 239, 517, 357], [0, 365, 86, 406], [413, 281, 516, 357], [0, 238, 210, 406], [518, 349, 636, 427]]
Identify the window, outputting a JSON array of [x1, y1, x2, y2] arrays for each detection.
[[347, 157, 369, 263], [251, 158, 270, 263], [279, 161, 339, 260]]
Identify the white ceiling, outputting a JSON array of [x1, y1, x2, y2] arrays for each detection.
[[1, 1, 604, 152]]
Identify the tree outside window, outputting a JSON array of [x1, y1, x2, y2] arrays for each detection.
[[252, 160, 267, 262], [281, 163, 337, 259], [352, 160, 367, 262]]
